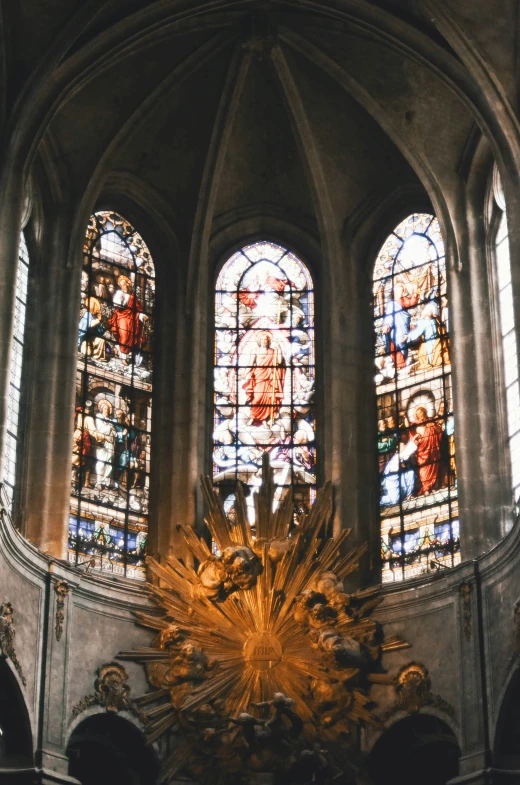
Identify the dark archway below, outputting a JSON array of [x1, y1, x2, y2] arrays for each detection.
[[0, 657, 32, 769], [368, 714, 460, 785], [67, 713, 159, 785], [495, 668, 520, 771]]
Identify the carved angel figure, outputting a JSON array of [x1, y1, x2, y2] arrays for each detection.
[[149, 640, 211, 688], [197, 546, 262, 600], [310, 627, 365, 669], [310, 679, 354, 730], [221, 545, 262, 590], [170, 641, 211, 682], [293, 590, 338, 628], [198, 557, 228, 600], [158, 624, 186, 650], [251, 692, 303, 738]]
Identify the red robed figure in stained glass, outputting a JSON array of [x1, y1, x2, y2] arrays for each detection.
[[242, 332, 286, 425], [109, 274, 146, 356], [413, 406, 444, 494]]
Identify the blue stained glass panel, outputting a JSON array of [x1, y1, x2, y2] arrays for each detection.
[[213, 242, 316, 525], [375, 214, 460, 582]]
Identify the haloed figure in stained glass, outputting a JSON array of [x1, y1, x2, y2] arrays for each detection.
[[109, 274, 149, 364], [69, 212, 154, 579], [375, 214, 459, 582], [214, 242, 315, 523]]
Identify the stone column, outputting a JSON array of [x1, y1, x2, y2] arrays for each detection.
[[146, 257, 189, 560], [447, 249, 486, 560], [21, 204, 82, 559], [327, 235, 379, 587], [465, 174, 512, 546]]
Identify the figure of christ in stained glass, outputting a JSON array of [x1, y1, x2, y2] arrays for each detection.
[[214, 242, 315, 525], [69, 212, 154, 579], [374, 214, 459, 582]]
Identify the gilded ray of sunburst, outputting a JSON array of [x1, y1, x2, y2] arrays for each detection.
[[118, 456, 409, 777]]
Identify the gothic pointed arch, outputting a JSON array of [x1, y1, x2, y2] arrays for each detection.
[[213, 240, 315, 524], [69, 211, 154, 578], [374, 213, 459, 582]]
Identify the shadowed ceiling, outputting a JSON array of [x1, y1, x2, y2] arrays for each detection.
[[5, 0, 515, 258]]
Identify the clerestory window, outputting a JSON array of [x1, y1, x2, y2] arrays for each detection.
[[69, 211, 155, 579], [374, 214, 460, 582], [493, 169, 520, 506], [3, 234, 30, 512], [213, 241, 316, 525]]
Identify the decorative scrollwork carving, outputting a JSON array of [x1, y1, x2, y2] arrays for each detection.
[[382, 662, 455, 721], [0, 602, 26, 686], [72, 662, 142, 720], [54, 580, 70, 642], [459, 581, 472, 641], [117, 458, 411, 784]]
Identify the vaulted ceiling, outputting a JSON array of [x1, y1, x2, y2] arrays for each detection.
[[5, 0, 518, 259]]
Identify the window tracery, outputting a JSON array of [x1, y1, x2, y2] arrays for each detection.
[[69, 211, 154, 579], [213, 241, 315, 525], [3, 234, 29, 511], [374, 214, 459, 582]]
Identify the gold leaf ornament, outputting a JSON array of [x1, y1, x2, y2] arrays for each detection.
[[118, 457, 409, 781]]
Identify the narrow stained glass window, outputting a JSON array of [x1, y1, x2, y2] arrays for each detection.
[[213, 241, 315, 525], [69, 212, 154, 579], [374, 214, 460, 582], [493, 176, 520, 504], [3, 234, 29, 511]]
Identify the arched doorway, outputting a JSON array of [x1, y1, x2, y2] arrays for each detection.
[[368, 714, 460, 785], [495, 667, 520, 770], [0, 657, 33, 769], [67, 713, 158, 785]]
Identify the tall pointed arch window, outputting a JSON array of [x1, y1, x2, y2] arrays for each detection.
[[3, 234, 30, 511], [493, 169, 520, 504], [374, 214, 459, 582], [69, 212, 155, 579], [213, 242, 315, 524]]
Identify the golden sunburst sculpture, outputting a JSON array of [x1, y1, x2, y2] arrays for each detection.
[[119, 457, 409, 783]]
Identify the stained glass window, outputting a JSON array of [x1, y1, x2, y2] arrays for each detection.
[[3, 234, 29, 511], [374, 214, 459, 582], [69, 212, 154, 579], [493, 173, 520, 504], [213, 242, 315, 525]]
